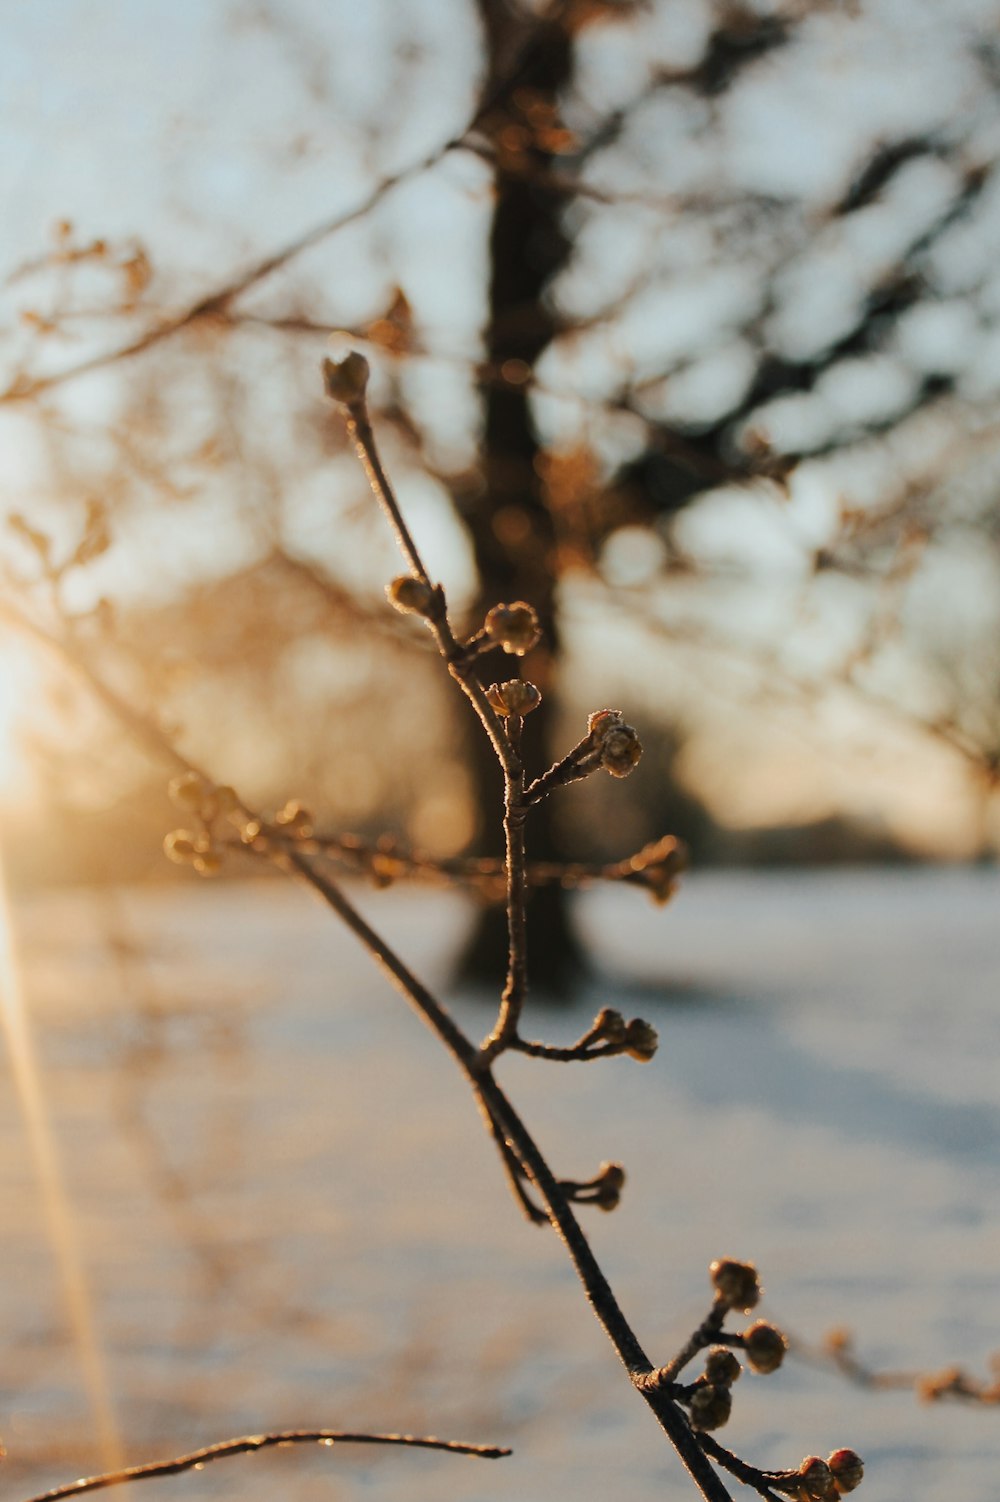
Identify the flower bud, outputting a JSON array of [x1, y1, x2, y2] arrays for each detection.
[[387, 575, 436, 618], [587, 708, 624, 740], [710, 1259, 761, 1312], [193, 850, 222, 877], [797, 1457, 835, 1501], [486, 680, 542, 717], [743, 1319, 787, 1374], [688, 1383, 731, 1432], [827, 1449, 863, 1494], [594, 1163, 626, 1212], [322, 351, 369, 404], [601, 724, 643, 778], [484, 601, 541, 656], [592, 1007, 628, 1044], [623, 1017, 658, 1061], [168, 772, 209, 813], [704, 1348, 742, 1386]]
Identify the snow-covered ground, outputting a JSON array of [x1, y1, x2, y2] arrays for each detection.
[[2, 867, 999, 1502]]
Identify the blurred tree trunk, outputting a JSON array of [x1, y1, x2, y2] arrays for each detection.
[[454, 0, 586, 996]]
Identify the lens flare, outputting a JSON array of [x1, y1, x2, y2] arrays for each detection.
[[0, 847, 122, 1469]]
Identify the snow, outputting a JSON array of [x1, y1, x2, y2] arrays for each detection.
[[2, 867, 999, 1501]]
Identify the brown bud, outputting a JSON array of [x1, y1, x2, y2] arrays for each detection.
[[163, 830, 197, 864], [704, 1348, 742, 1386], [484, 601, 541, 656], [587, 708, 625, 741], [601, 724, 643, 778], [594, 1160, 626, 1212], [623, 1017, 658, 1061], [797, 1456, 836, 1501], [743, 1320, 787, 1374], [688, 1383, 731, 1432], [710, 1258, 761, 1312], [322, 351, 369, 404], [192, 850, 222, 877], [592, 1007, 628, 1044], [387, 575, 436, 618], [486, 680, 542, 717], [827, 1449, 864, 1494], [168, 772, 209, 813]]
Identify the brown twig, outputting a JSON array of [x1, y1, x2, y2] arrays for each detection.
[[19, 1430, 511, 1502]]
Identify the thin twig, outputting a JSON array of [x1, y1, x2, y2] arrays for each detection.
[[19, 1430, 511, 1502]]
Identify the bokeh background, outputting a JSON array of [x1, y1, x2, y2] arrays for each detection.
[[0, 2, 999, 1499]]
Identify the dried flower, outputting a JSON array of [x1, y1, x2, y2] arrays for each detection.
[[387, 576, 436, 618], [486, 680, 542, 717], [322, 351, 370, 405], [710, 1258, 761, 1312], [743, 1320, 787, 1374], [623, 1017, 658, 1061], [827, 1448, 864, 1494], [688, 1383, 732, 1432], [797, 1456, 836, 1500], [484, 601, 541, 656], [704, 1348, 742, 1386]]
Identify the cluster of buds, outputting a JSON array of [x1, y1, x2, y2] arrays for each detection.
[[589, 1007, 659, 1062], [790, 1450, 864, 1499], [587, 709, 643, 778], [483, 601, 541, 656], [163, 773, 242, 877], [486, 679, 543, 718], [674, 1338, 744, 1432]]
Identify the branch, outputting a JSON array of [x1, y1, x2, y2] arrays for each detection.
[[20, 1430, 510, 1502]]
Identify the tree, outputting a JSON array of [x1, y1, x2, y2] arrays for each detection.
[[2, 0, 998, 921]]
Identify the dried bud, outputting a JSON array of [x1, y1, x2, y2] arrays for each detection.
[[484, 601, 542, 656], [587, 708, 625, 741], [710, 1258, 761, 1312], [601, 724, 643, 778], [592, 1007, 628, 1044], [168, 772, 210, 813], [688, 1383, 731, 1432], [486, 680, 542, 717], [704, 1348, 742, 1386], [322, 351, 369, 405], [623, 1017, 658, 1061], [827, 1450, 863, 1494], [387, 575, 436, 618], [743, 1320, 787, 1374], [797, 1457, 836, 1501], [163, 830, 197, 864], [592, 1162, 626, 1211]]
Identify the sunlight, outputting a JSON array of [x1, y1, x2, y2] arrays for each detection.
[[0, 842, 122, 1470]]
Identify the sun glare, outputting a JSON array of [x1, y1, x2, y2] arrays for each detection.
[[0, 842, 122, 1469]]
